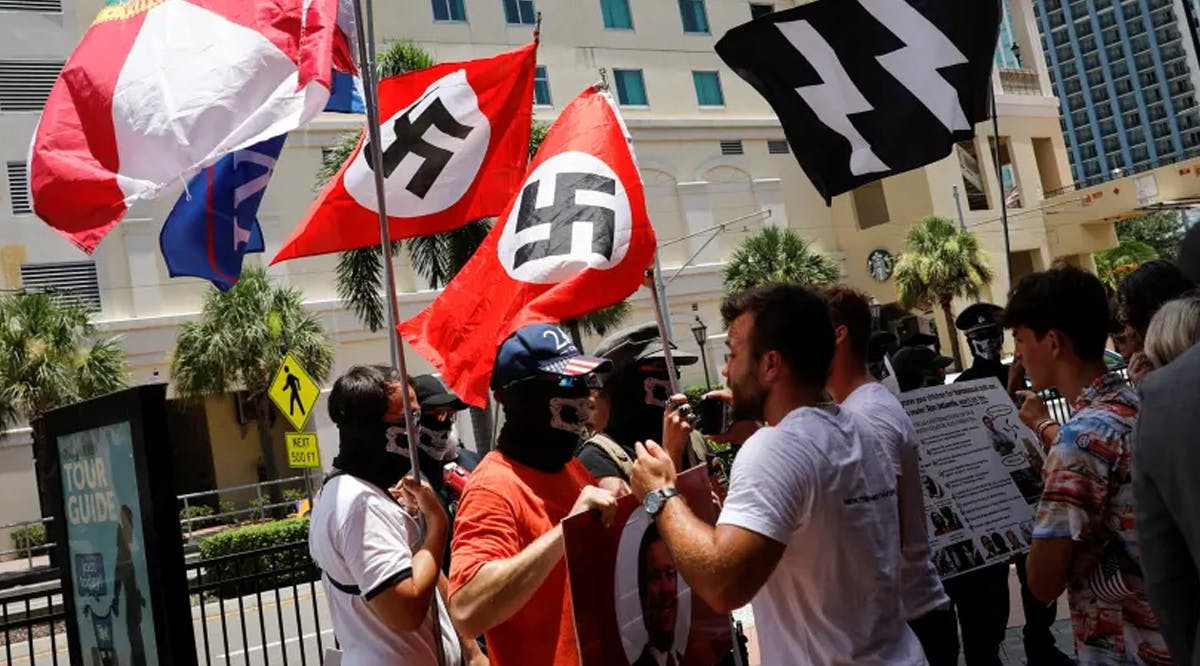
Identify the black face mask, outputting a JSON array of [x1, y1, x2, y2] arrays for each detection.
[[605, 369, 672, 448], [332, 420, 414, 494], [497, 379, 592, 473]]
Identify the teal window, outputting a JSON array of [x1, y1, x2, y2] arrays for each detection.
[[614, 69, 648, 106], [693, 71, 724, 106], [431, 0, 465, 21], [601, 0, 633, 29], [679, 0, 709, 34], [504, 0, 536, 25], [534, 66, 552, 106]]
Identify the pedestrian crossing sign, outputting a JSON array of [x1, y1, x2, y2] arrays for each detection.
[[269, 353, 320, 430]]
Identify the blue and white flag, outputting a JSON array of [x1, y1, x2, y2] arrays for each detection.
[[324, 70, 365, 113], [160, 134, 287, 291]]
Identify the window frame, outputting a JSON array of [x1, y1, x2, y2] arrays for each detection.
[[431, 0, 467, 22], [692, 70, 725, 108], [503, 0, 537, 26], [534, 65, 552, 107], [600, 0, 634, 30], [678, 0, 710, 35], [612, 68, 649, 107]]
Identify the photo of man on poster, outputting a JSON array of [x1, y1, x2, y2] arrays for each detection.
[[632, 523, 685, 666]]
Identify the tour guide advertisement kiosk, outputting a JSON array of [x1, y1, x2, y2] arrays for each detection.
[[38, 385, 196, 666]]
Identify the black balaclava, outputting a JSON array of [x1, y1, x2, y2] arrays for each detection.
[[332, 418, 415, 494], [497, 378, 592, 473], [605, 364, 672, 449], [967, 325, 1005, 364]]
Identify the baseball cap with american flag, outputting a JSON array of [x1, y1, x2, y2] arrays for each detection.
[[490, 323, 612, 390]]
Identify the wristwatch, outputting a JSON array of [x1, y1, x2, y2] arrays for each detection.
[[644, 487, 681, 517]]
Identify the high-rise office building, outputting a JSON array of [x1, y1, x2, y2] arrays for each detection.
[[1032, 0, 1200, 186]]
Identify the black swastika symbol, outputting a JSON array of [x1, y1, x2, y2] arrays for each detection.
[[365, 94, 473, 199], [512, 172, 617, 269]]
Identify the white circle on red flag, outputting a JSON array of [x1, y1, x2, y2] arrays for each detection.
[[497, 151, 634, 284], [344, 69, 491, 216]]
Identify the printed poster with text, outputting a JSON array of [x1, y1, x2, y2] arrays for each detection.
[[58, 421, 159, 666], [900, 378, 1046, 580]]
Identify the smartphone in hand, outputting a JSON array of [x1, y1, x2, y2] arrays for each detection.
[[697, 396, 732, 435]]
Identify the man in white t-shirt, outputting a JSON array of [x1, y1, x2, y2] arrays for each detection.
[[309, 366, 484, 666], [629, 283, 925, 665], [823, 286, 957, 666]]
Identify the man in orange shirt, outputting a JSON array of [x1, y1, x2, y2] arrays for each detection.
[[449, 324, 619, 666]]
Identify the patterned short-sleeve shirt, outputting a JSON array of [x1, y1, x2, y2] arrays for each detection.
[[1033, 373, 1172, 665]]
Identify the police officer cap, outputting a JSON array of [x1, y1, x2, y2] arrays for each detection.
[[955, 303, 1005, 334]]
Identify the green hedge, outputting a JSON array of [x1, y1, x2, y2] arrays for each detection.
[[11, 523, 48, 552], [198, 517, 315, 598]]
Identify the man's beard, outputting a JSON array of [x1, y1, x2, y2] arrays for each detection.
[[729, 373, 766, 423]]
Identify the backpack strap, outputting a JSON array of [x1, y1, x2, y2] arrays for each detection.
[[584, 433, 634, 479]]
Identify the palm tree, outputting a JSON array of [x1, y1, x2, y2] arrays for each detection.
[[894, 215, 994, 371], [0, 292, 129, 436], [1094, 239, 1158, 289], [722, 225, 840, 292], [563, 300, 632, 351], [171, 266, 334, 489]]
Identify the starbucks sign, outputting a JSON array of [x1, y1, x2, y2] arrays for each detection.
[[867, 249, 894, 281]]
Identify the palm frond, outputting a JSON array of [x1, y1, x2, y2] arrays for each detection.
[[0, 291, 129, 431], [571, 300, 633, 338], [376, 41, 437, 78], [172, 267, 334, 399], [722, 226, 840, 292], [893, 216, 994, 310]]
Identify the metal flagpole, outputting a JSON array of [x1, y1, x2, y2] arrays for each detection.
[[352, 4, 445, 665], [990, 90, 1014, 284], [351, 0, 424, 487], [647, 259, 681, 396]]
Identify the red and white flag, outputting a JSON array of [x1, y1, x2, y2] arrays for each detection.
[[271, 43, 537, 263], [399, 86, 657, 407], [28, 0, 354, 253]]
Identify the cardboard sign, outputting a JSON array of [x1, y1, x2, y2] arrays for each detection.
[[564, 467, 732, 666], [900, 378, 1046, 579], [285, 432, 321, 469], [269, 353, 320, 430]]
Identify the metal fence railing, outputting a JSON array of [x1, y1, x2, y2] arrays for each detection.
[[177, 475, 315, 544], [187, 540, 334, 666], [0, 517, 54, 569], [1, 578, 66, 666], [1, 540, 336, 666]]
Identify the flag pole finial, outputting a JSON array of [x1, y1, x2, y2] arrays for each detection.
[[596, 67, 610, 92]]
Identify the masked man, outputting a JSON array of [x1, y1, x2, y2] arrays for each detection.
[[308, 366, 483, 666], [578, 323, 706, 488], [449, 324, 618, 666]]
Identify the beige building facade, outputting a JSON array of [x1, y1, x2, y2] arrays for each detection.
[[0, 0, 1120, 539]]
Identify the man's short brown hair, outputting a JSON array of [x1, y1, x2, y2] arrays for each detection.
[[821, 286, 872, 362]]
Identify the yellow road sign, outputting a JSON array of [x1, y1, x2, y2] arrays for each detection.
[[269, 353, 320, 430], [285, 432, 321, 469]]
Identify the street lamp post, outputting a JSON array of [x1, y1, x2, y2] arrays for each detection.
[[691, 315, 712, 388]]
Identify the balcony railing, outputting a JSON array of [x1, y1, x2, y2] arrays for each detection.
[[999, 68, 1043, 96]]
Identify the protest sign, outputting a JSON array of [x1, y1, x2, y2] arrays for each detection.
[[900, 378, 1046, 579], [564, 467, 732, 666]]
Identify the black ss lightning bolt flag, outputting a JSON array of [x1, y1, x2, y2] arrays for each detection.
[[715, 0, 1001, 204]]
